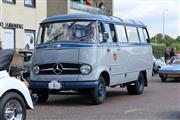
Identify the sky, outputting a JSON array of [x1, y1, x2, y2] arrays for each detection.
[[113, 0, 180, 39]]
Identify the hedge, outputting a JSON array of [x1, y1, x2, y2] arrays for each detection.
[[152, 43, 166, 58]]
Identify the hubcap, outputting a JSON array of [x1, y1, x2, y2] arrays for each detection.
[[98, 82, 105, 99], [4, 100, 23, 120]]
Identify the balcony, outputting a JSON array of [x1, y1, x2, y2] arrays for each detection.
[[70, 1, 102, 14]]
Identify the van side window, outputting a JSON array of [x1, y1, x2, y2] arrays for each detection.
[[126, 26, 140, 43], [138, 28, 147, 43], [104, 23, 113, 43], [98, 22, 105, 43], [143, 28, 150, 43], [109, 24, 118, 43], [116, 25, 127, 43]]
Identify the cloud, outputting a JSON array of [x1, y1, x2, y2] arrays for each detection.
[[113, 0, 180, 38]]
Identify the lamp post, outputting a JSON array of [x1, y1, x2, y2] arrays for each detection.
[[162, 9, 168, 41]]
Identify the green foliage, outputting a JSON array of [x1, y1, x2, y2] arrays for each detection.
[[176, 36, 180, 43], [164, 35, 175, 47], [151, 36, 156, 43], [152, 43, 166, 58], [151, 33, 163, 43]]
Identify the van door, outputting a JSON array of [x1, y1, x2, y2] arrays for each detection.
[[115, 25, 129, 84], [101, 23, 122, 86]]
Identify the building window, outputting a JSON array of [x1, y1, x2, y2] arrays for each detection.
[[2, 28, 15, 49], [24, 0, 36, 8], [24, 30, 35, 49], [3, 0, 16, 4]]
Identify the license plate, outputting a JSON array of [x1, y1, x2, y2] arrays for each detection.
[[48, 81, 62, 90]]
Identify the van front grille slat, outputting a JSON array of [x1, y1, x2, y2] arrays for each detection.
[[38, 63, 80, 75]]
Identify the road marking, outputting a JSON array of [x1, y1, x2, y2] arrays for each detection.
[[125, 109, 145, 114]]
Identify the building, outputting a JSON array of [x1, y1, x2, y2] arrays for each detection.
[[47, 0, 113, 17], [0, 0, 47, 49], [0, 0, 113, 49]]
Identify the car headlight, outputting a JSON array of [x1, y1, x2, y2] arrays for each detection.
[[80, 64, 92, 75], [33, 65, 40, 75]]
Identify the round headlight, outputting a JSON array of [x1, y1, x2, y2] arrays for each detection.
[[80, 64, 92, 75], [33, 65, 40, 75]]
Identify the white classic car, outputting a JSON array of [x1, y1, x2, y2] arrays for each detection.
[[152, 56, 166, 75], [0, 49, 33, 120]]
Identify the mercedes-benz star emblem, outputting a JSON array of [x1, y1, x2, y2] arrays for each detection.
[[53, 64, 63, 74]]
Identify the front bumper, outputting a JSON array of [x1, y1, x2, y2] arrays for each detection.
[[30, 80, 98, 90], [159, 73, 180, 78]]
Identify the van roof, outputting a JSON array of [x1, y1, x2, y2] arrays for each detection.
[[41, 13, 146, 27]]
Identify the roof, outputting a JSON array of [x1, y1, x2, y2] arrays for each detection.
[[41, 13, 146, 27]]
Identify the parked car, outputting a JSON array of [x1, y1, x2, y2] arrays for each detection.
[[159, 55, 180, 82], [152, 56, 166, 75], [0, 49, 33, 120]]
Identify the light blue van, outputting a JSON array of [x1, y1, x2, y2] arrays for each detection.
[[30, 13, 153, 105]]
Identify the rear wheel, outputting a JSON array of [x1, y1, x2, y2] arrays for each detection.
[[127, 73, 145, 95], [91, 76, 106, 105], [0, 92, 26, 120], [32, 89, 49, 104]]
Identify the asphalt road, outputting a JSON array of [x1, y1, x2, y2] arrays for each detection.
[[27, 75, 180, 120]]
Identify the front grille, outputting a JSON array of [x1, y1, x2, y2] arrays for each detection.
[[38, 63, 80, 75]]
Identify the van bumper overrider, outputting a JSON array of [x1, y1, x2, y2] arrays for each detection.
[[30, 80, 98, 90]]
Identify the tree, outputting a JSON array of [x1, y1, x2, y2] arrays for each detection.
[[176, 36, 180, 43], [151, 33, 163, 43], [164, 35, 175, 47]]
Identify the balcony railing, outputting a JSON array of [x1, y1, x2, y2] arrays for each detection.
[[70, 1, 102, 14]]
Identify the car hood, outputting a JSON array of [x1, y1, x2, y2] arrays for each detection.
[[155, 59, 166, 66], [159, 64, 180, 72]]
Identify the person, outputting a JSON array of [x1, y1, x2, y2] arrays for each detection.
[[85, 0, 91, 6], [170, 47, 176, 58], [164, 47, 170, 64], [98, 0, 105, 14], [0, 38, 2, 50], [87, 22, 96, 39]]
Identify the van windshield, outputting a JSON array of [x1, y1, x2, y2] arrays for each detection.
[[37, 21, 97, 45]]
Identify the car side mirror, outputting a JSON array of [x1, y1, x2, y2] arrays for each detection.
[[103, 32, 109, 41]]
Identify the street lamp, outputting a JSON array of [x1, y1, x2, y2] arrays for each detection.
[[162, 9, 168, 41]]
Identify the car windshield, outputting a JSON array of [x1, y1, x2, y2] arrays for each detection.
[[170, 56, 180, 64], [37, 21, 97, 45]]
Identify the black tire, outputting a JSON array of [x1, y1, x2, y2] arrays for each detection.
[[91, 76, 106, 105], [32, 89, 49, 104], [157, 66, 161, 72], [78, 89, 90, 94], [0, 92, 26, 120], [161, 77, 167, 82], [127, 73, 145, 95]]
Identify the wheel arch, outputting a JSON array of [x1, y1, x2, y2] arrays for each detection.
[[141, 70, 148, 87], [1, 89, 32, 109], [100, 71, 110, 86]]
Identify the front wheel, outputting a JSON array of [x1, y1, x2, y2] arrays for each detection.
[[127, 73, 145, 95], [161, 77, 167, 82], [91, 76, 106, 105], [0, 92, 26, 120], [32, 89, 49, 104]]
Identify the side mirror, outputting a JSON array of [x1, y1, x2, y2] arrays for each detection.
[[146, 38, 150, 43], [103, 32, 109, 41]]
